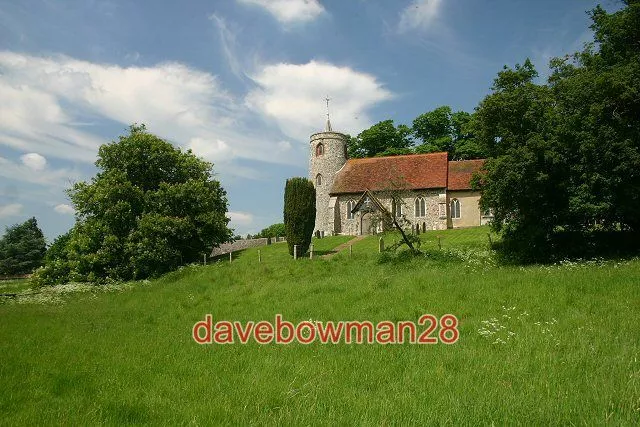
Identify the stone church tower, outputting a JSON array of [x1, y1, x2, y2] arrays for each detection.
[[309, 114, 348, 237]]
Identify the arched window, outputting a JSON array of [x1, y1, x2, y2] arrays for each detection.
[[450, 199, 461, 219], [393, 199, 404, 218], [316, 174, 322, 186], [414, 197, 426, 217], [347, 200, 356, 219], [316, 143, 324, 156]]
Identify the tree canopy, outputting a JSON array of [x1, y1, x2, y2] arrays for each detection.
[[347, 120, 413, 158], [34, 124, 232, 284], [254, 223, 286, 239], [347, 109, 485, 160], [475, 1, 640, 260], [0, 217, 46, 276]]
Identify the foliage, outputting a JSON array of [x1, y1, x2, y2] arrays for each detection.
[[44, 230, 72, 264], [283, 177, 316, 256], [35, 124, 232, 284], [0, 217, 46, 276], [254, 223, 286, 238], [475, 2, 640, 261], [348, 109, 485, 160], [347, 120, 413, 158]]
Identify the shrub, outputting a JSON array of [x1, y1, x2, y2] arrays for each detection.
[[283, 177, 316, 257]]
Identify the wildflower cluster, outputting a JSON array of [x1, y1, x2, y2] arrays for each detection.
[[477, 305, 560, 346], [3, 281, 135, 306]]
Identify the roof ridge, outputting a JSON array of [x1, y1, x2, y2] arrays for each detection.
[[347, 152, 448, 162]]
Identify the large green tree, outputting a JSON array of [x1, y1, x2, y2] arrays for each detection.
[[347, 120, 413, 158], [35, 124, 232, 284], [475, 1, 640, 260], [0, 217, 46, 276], [413, 106, 484, 159], [283, 178, 316, 257], [548, 0, 640, 232], [473, 60, 564, 257]]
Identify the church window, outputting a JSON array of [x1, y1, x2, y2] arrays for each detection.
[[316, 143, 324, 156], [414, 197, 426, 217], [393, 199, 404, 217], [438, 203, 446, 218], [450, 199, 461, 219], [316, 174, 322, 186], [347, 200, 356, 220]]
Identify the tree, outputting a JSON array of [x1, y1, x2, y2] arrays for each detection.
[[255, 223, 286, 238], [412, 106, 484, 159], [547, 0, 640, 232], [348, 120, 413, 158], [473, 59, 567, 259], [413, 106, 454, 153], [0, 217, 46, 276], [283, 178, 316, 257], [34, 124, 232, 284], [475, 1, 640, 260], [370, 187, 421, 255]]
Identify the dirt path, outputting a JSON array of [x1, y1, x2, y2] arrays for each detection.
[[320, 235, 367, 259]]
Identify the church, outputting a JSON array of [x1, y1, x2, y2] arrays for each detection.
[[309, 118, 492, 236]]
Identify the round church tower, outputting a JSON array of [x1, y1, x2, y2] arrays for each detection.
[[309, 117, 348, 236]]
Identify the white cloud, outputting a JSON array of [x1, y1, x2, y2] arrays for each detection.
[[228, 211, 254, 227], [399, 0, 442, 32], [20, 153, 47, 171], [0, 156, 79, 188], [237, 0, 325, 24], [0, 203, 23, 219], [246, 60, 393, 141], [54, 204, 75, 215], [0, 51, 296, 177], [0, 52, 394, 187]]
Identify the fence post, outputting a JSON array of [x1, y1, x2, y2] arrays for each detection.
[[258, 249, 261, 263], [310, 244, 314, 259], [229, 252, 232, 263], [203, 254, 207, 265], [294, 245, 298, 260], [379, 237, 384, 253], [349, 245, 353, 257], [437, 236, 442, 250]]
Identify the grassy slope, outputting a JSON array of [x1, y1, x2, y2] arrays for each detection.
[[0, 228, 639, 425]]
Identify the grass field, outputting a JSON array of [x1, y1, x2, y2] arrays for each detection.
[[1, 227, 639, 425]]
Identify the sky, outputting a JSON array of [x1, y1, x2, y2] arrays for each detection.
[[0, 0, 622, 242]]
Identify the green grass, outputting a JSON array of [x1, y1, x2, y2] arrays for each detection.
[[1, 229, 639, 425], [0, 278, 31, 294]]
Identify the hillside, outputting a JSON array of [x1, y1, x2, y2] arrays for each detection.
[[1, 227, 639, 425]]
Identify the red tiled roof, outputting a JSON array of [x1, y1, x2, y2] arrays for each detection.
[[447, 159, 485, 191], [330, 152, 448, 194]]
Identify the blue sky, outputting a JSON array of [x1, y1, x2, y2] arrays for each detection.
[[0, 0, 621, 241]]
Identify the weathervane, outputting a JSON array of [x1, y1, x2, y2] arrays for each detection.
[[325, 96, 332, 119], [324, 96, 332, 131]]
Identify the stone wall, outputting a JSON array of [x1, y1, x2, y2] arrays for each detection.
[[334, 190, 448, 235], [447, 190, 485, 228], [210, 237, 286, 257]]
